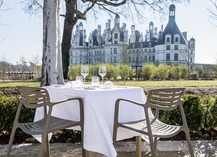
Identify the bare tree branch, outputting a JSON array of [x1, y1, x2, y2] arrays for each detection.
[[0, 0, 3, 8], [208, 0, 217, 26], [97, 0, 127, 6], [21, 0, 43, 15]]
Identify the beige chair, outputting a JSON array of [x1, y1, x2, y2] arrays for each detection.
[[113, 88, 194, 157], [6, 86, 85, 157]]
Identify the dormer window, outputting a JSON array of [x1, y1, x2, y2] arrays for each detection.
[[174, 34, 180, 43], [175, 37, 179, 42], [165, 35, 171, 43]]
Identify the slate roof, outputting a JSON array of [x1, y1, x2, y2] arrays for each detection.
[[128, 41, 158, 49], [158, 4, 187, 45]]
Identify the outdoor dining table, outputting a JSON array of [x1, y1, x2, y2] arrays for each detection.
[[34, 84, 153, 157]]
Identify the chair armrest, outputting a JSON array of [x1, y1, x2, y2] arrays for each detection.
[[52, 97, 83, 106], [114, 98, 145, 124], [116, 98, 145, 108]]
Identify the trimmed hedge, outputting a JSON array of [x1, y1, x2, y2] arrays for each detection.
[[160, 94, 217, 132]]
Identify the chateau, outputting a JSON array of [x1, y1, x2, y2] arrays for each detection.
[[71, 4, 195, 68]]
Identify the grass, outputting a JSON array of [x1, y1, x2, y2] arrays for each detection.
[[0, 80, 217, 88], [0, 81, 40, 87], [114, 80, 217, 88]]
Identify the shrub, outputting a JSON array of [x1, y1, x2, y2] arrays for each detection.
[[105, 64, 118, 80], [142, 63, 156, 80], [183, 95, 206, 131], [156, 65, 169, 80], [68, 65, 81, 80], [0, 93, 19, 134], [209, 96, 217, 128], [117, 64, 132, 80], [160, 95, 206, 132], [0, 93, 35, 135], [170, 66, 182, 80], [202, 95, 214, 129]]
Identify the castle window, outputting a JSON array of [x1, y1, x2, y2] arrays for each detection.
[[148, 42, 151, 48], [166, 37, 170, 42], [174, 45, 179, 50], [114, 48, 117, 54], [129, 57, 131, 63], [174, 53, 178, 61], [114, 56, 117, 63], [114, 41, 118, 44], [166, 53, 170, 61], [114, 33, 118, 39], [166, 45, 170, 50], [149, 56, 152, 62], [175, 37, 179, 43]]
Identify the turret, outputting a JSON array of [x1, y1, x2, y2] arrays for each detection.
[[114, 14, 120, 27], [130, 25, 136, 43]]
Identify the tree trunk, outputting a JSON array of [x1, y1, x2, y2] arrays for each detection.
[[62, 0, 77, 79], [41, 0, 64, 86]]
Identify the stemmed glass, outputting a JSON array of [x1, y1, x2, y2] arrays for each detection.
[[81, 65, 89, 83], [98, 65, 107, 84]]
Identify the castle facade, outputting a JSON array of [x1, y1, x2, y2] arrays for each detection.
[[71, 4, 195, 68]]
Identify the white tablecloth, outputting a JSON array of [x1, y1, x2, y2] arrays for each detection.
[[35, 85, 152, 157]]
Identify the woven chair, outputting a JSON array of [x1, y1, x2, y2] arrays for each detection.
[[113, 88, 194, 157], [6, 86, 85, 157]]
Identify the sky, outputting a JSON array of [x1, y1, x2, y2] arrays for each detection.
[[0, 0, 217, 65]]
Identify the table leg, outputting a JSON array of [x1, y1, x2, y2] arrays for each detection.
[[85, 150, 94, 157], [136, 136, 142, 157]]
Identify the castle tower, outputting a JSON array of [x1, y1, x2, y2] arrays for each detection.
[[129, 25, 136, 43], [79, 22, 84, 46], [149, 21, 154, 40], [158, 4, 186, 44]]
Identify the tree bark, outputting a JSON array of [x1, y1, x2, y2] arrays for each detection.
[[41, 0, 64, 86], [62, 0, 78, 79]]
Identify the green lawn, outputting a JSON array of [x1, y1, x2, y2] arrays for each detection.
[[114, 80, 217, 88], [0, 81, 40, 87], [0, 80, 217, 88]]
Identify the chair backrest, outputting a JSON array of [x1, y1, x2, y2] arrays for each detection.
[[17, 86, 51, 109], [146, 88, 185, 111]]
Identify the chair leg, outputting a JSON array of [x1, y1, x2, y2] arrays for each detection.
[[149, 135, 157, 157], [81, 131, 86, 157], [153, 137, 158, 153], [185, 131, 195, 157], [136, 136, 142, 157], [39, 135, 50, 157], [113, 127, 117, 149], [6, 127, 17, 157]]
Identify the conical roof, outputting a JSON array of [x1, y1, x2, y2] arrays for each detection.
[[158, 4, 187, 44]]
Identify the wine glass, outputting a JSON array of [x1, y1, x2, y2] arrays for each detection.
[[81, 65, 89, 83], [98, 65, 107, 84]]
